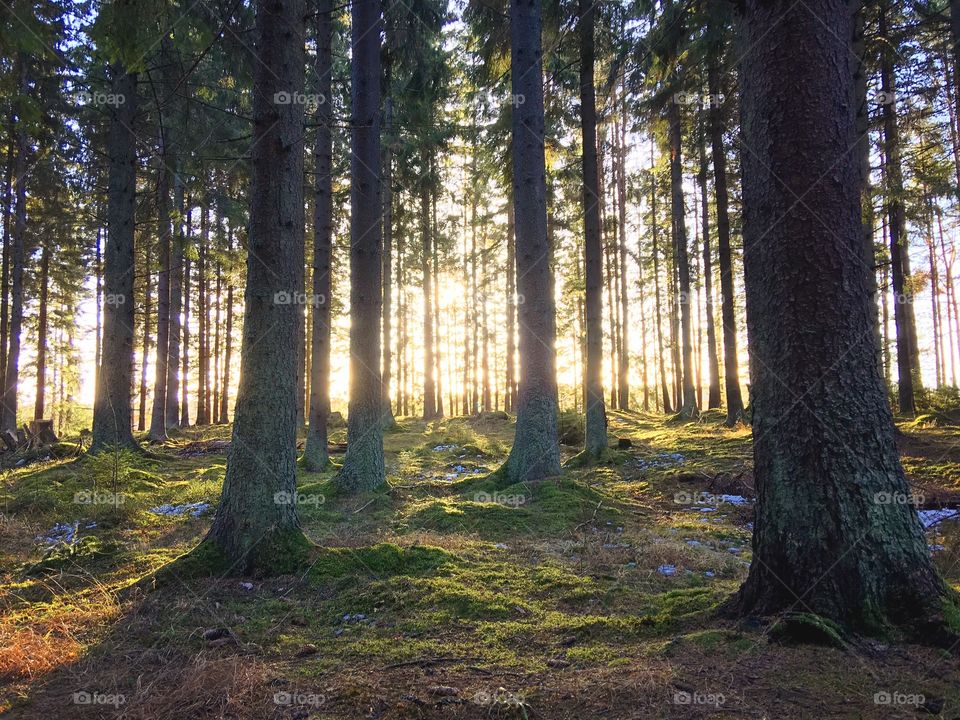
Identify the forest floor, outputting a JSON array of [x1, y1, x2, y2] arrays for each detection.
[[1, 411, 960, 719]]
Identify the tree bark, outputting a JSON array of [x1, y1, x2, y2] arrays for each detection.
[[206, 0, 309, 570], [500, 0, 561, 484], [304, 0, 334, 471], [2, 57, 28, 433], [579, 0, 607, 457], [334, 0, 386, 492], [736, 0, 948, 633], [91, 66, 139, 452], [667, 98, 697, 417], [34, 240, 49, 420], [698, 106, 721, 409], [880, 6, 918, 415], [707, 59, 744, 425], [421, 147, 437, 420]]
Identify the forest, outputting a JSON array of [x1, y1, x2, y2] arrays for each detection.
[[1, 0, 960, 716]]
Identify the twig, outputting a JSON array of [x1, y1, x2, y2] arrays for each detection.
[[572, 500, 603, 534]]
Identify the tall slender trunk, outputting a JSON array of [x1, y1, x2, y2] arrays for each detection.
[[580, 0, 608, 456], [148, 145, 172, 441], [139, 239, 151, 431], [615, 91, 630, 411], [500, 0, 561, 484], [881, 6, 917, 415], [651, 155, 672, 413], [304, 0, 334, 470], [165, 172, 183, 429], [334, 0, 385, 491], [707, 58, 744, 424], [206, 0, 309, 569], [181, 249, 191, 426], [698, 106, 721, 409], [432, 189, 444, 417], [380, 64, 396, 427], [3, 57, 28, 432], [505, 193, 517, 411], [421, 148, 436, 420], [213, 259, 222, 419], [220, 227, 234, 423], [736, 0, 946, 632], [91, 66, 139, 452], [0, 135, 12, 394], [34, 241, 49, 420], [668, 98, 697, 417]]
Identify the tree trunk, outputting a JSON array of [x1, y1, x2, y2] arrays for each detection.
[[304, 0, 334, 470], [220, 227, 234, 424], [34, 240, 49, 420], [206, 0, 309, 570], [707, 59, 744, 425], [736, 0, 948, 634], [148, 141, 172, 441], [651, 156, 672, 413], [0, 135, 12, 398], [91, 67, 139, 452], [500, 0, 561, 484], [579, 0, 607, 457], [380, 62, 396, 428], [698, 107, 721, 409], [139, 238, 151, 431], [421, 148, 437, 420], [667, 99, 697, 417], [165, 173, 183, 430], [615, 92, 630, 411], [181, 218, 191, 427], [880, 6, 917, 415], [2, 58, 28, 433], [505, 192, 517, 412], [334, 0, 386, 492]]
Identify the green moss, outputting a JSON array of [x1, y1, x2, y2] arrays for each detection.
[[308, 543, 454, 580], [768, 613, 846, 648]]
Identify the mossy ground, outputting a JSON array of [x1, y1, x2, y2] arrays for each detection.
[[1, 412, 958, 718]]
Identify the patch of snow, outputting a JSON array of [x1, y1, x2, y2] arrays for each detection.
[[657, 564, 677, 576], [918, 508, 960, 529], [148, 502, 212, 518]]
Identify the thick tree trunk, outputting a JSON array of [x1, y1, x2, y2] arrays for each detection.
[[334, 0, 386, 492], [500, 0, 561, 484], [579, 0, 607, 457], [707, 60, 744, 425], [736, 0, 948, 634], [91, 67, 139, 452], [0, 135, 12, 397], [304, 0, 334, 471], [34, 241, 49, 420], [206, 0, 309, 570]]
